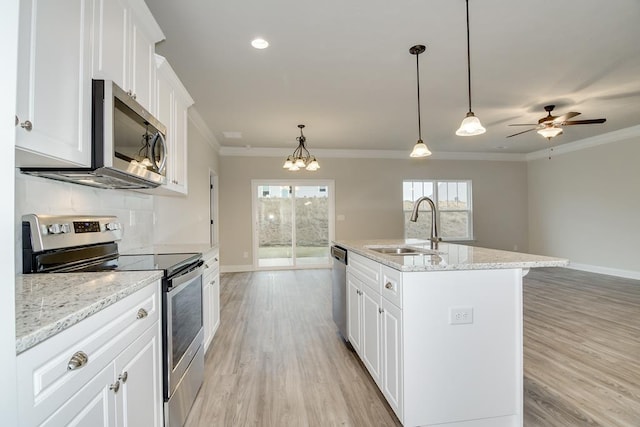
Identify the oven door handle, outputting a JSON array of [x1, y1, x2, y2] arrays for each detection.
[[166, 260, 205, 293]]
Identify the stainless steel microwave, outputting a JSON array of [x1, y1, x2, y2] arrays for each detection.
[[21, 80, 167, 189]]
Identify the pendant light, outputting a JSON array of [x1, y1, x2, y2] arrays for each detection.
[[282, 124, 320, 171], [455, 0, 486, 136], [409, 45, 432, 158]]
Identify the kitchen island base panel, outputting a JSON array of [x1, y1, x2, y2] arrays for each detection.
[[402, 268, 523, 427]]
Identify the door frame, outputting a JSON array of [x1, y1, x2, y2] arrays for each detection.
[[251, 179, 335, 270]]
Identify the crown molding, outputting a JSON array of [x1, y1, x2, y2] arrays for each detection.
[[525, 125, 640, 161], [219, 146, 527, 161], [188, 108, 220, 152]]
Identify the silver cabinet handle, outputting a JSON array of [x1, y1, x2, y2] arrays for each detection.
[[20, 120, 33, 131], [136, 308, 148, 319], [118, 371, 128, 383], [110, 381, 120, 393], [385, 282, 393, 290], [67, 351, 89, 370]]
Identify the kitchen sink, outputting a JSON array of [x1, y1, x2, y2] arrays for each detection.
[[366, 246, 439, 256]]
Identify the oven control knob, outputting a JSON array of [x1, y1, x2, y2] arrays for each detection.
[[60, 223, 71, 234], [105, 222, 120, 231], [48, 224, 62, 234]]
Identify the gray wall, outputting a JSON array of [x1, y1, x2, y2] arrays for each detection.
[[528, 135, 640, 276], [219, 156, 529, 269]]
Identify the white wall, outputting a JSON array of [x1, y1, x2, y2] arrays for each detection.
[[528, 131, 640, 278], [219, 156, 529, 270], [2, 0, 19, 422], [153, 115, 219, 245]]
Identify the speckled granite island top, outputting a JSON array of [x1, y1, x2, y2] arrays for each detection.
[[15, 271, 163, 354], [334, 239, 569, 272]]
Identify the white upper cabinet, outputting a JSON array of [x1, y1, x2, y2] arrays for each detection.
[[15, 0, 94, 167], [92, 0, 164, 112], [154, 54, 194, 195]]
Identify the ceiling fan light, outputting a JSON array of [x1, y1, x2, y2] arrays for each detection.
[[456, 112, 486, 136], [410, 140, 432, 158], [537, 126, 563, 139]]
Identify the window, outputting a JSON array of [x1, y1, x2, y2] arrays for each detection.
[[403, 180, 473, 241]]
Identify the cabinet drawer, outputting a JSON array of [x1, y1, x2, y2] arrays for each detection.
[[381, 266, 402, 308], [17, 282, 159, 426], [203, 250, 219, 276], [348, 252, 381, 293]]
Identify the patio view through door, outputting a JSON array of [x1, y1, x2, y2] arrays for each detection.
[[252, 180, 334, 269]]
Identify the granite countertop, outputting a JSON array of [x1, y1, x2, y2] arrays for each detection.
[[15, 271, 163, 354], [334, 239, 569, 272]]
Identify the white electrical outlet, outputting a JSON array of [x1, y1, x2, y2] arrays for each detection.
[[449, 307, 474, 325]]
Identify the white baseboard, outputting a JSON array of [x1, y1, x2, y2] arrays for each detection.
[[220, 264, 254, 273], [568, 263, 640, 281]]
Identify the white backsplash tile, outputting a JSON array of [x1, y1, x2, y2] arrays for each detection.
[[15, 173, 155, 271]]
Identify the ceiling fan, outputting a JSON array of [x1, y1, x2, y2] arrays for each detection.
[[506, 105, 606, 140]]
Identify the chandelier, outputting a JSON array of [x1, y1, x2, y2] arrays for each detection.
[[282, 124, 320, 171]]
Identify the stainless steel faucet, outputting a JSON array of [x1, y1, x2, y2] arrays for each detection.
[[410, 196, 442, 250]]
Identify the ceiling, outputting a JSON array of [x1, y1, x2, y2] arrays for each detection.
[[145, 0, 640, 155]]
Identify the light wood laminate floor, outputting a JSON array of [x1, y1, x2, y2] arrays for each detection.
[[185, 267, 640, 427]]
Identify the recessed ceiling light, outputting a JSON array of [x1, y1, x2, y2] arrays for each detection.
[[222, 131, 242, 139], [251, 38, 269, 49]]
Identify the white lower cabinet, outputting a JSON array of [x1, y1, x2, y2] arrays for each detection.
[[361, 285, 382, 388], [348, 252, 524, 427], [17, 281, 163, 427], [347, 253, 401, 417], [202, 248, 220, 352]]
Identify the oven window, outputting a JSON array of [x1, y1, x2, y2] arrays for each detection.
[[171, 276, 203, 369]]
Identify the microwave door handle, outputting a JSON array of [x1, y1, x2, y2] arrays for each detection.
[[151, 132, 167, 174]]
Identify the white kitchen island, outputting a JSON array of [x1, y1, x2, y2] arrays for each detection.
[[334, 239, 568, 427]]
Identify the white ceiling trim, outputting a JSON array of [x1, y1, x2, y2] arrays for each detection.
[[525, 125, 640, 161], [188, 108, 220, 151], [219, 146, 527, 162]]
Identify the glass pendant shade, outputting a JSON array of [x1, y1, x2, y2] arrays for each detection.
[[456, 112, 486, 136], [283, 156, 293, 169], [537, 126, 563, 139], [306, 157, 320, 171], [410, 140, 432, 158]]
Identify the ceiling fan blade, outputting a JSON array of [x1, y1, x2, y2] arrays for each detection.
[[562, 118, 606, 125], [508, 123, 538, 126], [506, 128, 536, 138], [552, 111, 581, 123]]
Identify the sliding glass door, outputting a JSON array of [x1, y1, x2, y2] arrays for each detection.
[[252, 180, 334, 269]]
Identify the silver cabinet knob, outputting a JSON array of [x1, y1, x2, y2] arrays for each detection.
[[136, 308, 148, 319], [118, 371, 128, 383], [20, 120, 33, 131], [110, 381, 120, 393], [67, 351, 89, 371], [378, 307, 384, 314], [385, 282, 393, 290], [15, 115, 19, 126]]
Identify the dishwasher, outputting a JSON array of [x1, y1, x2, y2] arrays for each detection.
[[331, 245, 349, 344]]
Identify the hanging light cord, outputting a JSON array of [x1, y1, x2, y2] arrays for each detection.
[[465, 0, 472, 114], [415, 51, 422, 141]]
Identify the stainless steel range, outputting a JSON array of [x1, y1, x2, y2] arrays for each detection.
[[22, 214, 204, 427]]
